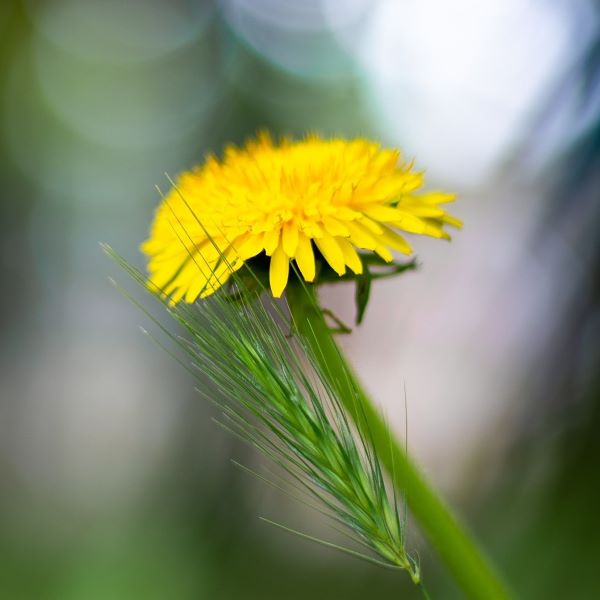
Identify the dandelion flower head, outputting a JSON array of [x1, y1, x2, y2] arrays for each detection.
[[142, 133, 462, 302]]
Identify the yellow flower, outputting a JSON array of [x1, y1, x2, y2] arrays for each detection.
[[142, 133, 462, 302]]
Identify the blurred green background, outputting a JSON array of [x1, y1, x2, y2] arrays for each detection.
[[1, 1, 599, 598]]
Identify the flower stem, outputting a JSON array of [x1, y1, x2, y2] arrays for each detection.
[[286, 283, 511, 600]]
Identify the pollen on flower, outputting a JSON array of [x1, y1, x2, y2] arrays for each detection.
[[141, 132, 462, 302]]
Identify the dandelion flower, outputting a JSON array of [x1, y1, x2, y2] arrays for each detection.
[[142, 133, 462, 302]]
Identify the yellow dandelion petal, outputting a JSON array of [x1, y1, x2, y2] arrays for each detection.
[[401, 205, 445, 218], [363, 205, 404, 222], [270, 245, 289, 298], [233, 233, 264, 260], [337, 237, 363, 274], [263, 228, 281, 256], [185, 271, 208, 304], [392, 212, 429, 235], [322, 216, 350, 237], [169, 285, 188, 306], [440, 214, 464, 229], [357, 218, 384, 235], [314, 234, 346, 276], [334, 207, 361, 221], [282, 222, 299, 257], [161, 258, 201, 297], [418, 192, 456, 205], [301, 221, 324, 239], [142, 134, 460, 302], [375, 245, 394, 262], [378, 226, 413, 255], [295, 233, 316, 282], [346, 221, 379, 250]]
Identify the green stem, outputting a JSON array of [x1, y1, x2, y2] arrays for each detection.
[[287, 283, 511, 600]]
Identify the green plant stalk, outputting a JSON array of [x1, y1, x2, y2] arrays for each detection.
[[286, 283, 511, 600]]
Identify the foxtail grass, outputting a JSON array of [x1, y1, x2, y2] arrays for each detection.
[[105, 245, 425, 589]]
